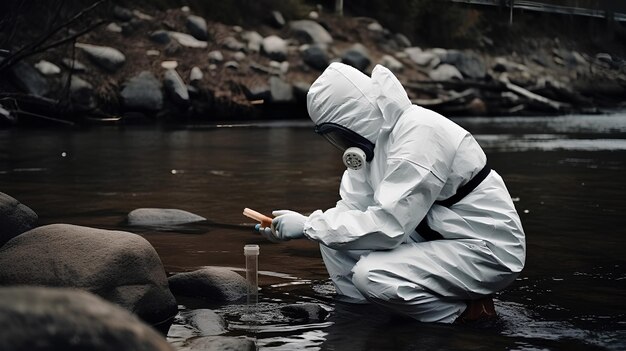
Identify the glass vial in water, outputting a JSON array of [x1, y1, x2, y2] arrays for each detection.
[[244, 244, 259, 307]]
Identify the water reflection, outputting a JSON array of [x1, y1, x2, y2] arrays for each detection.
[[0, 113, 625, 350]]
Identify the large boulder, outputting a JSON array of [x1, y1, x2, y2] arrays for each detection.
[[441, 50, 486, 79], [0, 192, 37, 247], [289, 20, 333, 47], [9, 61, 49, 96], [0, 224, 177, 329], [0, 286, 174, 351], [120, 71, 164, 112], [168, 267, 248, 303], [76, 43, 126, 72]]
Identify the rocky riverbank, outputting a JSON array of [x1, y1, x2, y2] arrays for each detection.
[[1, 4, 624, 127], [0, 191, 331, 350]]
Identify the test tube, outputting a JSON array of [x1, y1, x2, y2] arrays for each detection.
[[244, 244, 259, 307]]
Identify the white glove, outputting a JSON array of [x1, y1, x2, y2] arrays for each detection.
[[257, 210, 307, 242]]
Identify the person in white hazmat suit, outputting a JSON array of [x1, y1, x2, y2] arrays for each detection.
[[258, 62, 526, 323]]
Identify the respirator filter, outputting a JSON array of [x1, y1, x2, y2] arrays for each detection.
[[342, 147, 366, 170]]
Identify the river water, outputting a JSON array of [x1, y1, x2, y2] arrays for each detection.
[[1, 113, 625, 350]]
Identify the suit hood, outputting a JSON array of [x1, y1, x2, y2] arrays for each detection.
[[307, 62, 412, 144]]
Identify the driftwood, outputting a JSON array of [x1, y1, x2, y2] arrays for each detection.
[[499, 75, 571, 112], [405, 76, 577, 115]]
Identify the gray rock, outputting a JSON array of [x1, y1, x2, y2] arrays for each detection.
[[0, 224, 177, 329], [169, 32, 208, 48], [280, 303, 329, 322], [0, 103, 13, 124], [269, 76, 294, 103], [106, 22, 123, 33], [34, 60, 60, 75], [380, 54, 403, 73], [184, 336, 256, 351], [233, 51, 246, 61], [121, 71, 163, 112], [113, 5, 134, 22], [405, 48, 440, 67], [341, 44, 371, 72], [242, 31, 263, 52], [179, 309, 227, 336], [150, 30, 171, 44], [222, 36, 245, 51], [186, 15, 208, 41], [242, 83, 271, 101], [270, 10, 286, 28], [442, 50, 486, 79], [429, 64, 463, 81], [0, 286, 174, 351], [62, 58, 87, 72], [302, 45, 329, 71], [262, 35, 288, 61], [76, 43, 125, 72], [127, 208, 205, 226], [9, 61, 49, 96], [0, 192, 37, 247], [70, 75, 95, 110], [293, 81, 311, 101], [224, 60, 239, 70], [367, 21, 384, 32], [394, 33, 411, 48], [190, 66, 203, 83], [163, 69, 190, 106], [289, 20, 333, 47], [168, 267, 248, 302], [208, 50, 224, 63]]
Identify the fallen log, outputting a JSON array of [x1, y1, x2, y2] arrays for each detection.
[[499, 76, 571, 112]]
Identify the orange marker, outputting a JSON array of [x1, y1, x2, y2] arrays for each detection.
[[243, 208, 273, 228]]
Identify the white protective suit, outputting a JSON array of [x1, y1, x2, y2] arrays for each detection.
[[303, 62, 526, 323]]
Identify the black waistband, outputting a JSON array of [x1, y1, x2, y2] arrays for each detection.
[[416, 163, 491, 241]]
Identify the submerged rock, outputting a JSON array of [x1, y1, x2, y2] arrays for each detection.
[[0, 224, 177, 329], [0, 286, 174, 351], [179, 309, 227, 336], [280, 302, 329, 323], [168, 267, 248, 302], [127, 208, 205, 226], [183, 336, 256, 351]]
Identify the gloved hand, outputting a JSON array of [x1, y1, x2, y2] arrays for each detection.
[[256, 210, 307, 242]]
